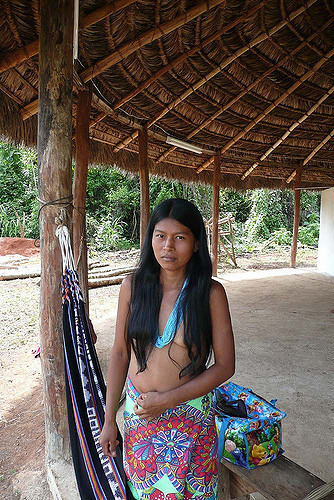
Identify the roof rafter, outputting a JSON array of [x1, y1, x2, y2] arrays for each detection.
[[196, 45, 334, 173], [286, 128, 334, 183], [90, 93, 216, 154], [80, 0, 226, 83], [241, 84, 334, 180], [156, 18, 333, 164], [0, 0, 137, 74], [112, 1, 264, 111], [113, 0, 318, 154], [19, 0, 226, 120]]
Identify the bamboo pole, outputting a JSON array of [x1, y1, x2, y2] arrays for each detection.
[[291, 166, 303, 268], [138, 127, 150, 247], [73, 83, 92, 308], [197, 45, 334, 173], [80, 0, 136, 29], [212, 154, 220, 277], [38, 0, 73, 463], [156, 18, 333, 164], [0, 0, 136, 74], [113, 0, 318, 154], [80, 0, 226, 83], [287, 127, 334, 183], [242, 84, 334, 180]]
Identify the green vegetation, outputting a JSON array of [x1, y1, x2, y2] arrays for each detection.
[[0, 142, 321, 252]]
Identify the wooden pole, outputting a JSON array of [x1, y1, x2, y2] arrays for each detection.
[[291, 165, 303, 268], [73, 83, 92, 308], [212, 154, 220, 276], [38, 0, 73, 463], [138, 126, 150, 247]]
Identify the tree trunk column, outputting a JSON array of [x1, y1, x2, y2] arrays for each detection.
[[73, 84, 92, 308], [139, 126, 150, 247], [38, 0, 74, 463], [291, 165, 302, 268], [212, 154, 220, 276]]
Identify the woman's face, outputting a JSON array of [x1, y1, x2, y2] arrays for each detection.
[[152, 218, 197, 273]]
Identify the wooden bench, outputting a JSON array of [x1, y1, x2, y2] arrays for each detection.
[[218, 455, 334, 500]]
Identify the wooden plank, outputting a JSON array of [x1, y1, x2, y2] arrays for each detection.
[[212, 154, 220, 276], [138, 126, 150, 247], [290, 165, 302, 268], [38, 0, 74, 463], [227, 219, 237, 267], [73, 84, 92, 308], [222, 456, 330, 500]]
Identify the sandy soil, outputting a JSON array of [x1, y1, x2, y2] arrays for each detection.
[[0, 237, 324, 499]]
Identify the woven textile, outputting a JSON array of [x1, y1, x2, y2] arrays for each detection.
[[62, 269, 132, 500]]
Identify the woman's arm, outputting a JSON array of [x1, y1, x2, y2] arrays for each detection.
[[135, 280, 235, 420], [99, 275, 131, 456]]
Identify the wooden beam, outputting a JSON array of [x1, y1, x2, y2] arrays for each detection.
[[0, 0, 136, 74], [242, 83, 334, 179], [197, 44, 334, 173], [286, 127, 334, 183], [73, 84, 92, 308], [0, 40, 39, 74], [212, 154, 220, 277], [114, 0, 318, 153], [38, 0, 74, 463], [80, 0, 136, 29], [0, 81, 23, 105], [80, 0, 226, 83], [156, 17, 333, 164], [113, 2, 264, 112], [138, 127, 150, 247], [290, 165, 302, 268]]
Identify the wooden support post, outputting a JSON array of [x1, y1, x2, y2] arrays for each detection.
[[212, 154, 220, 276], [291, 165, 303, 268], [138, 126, 150, 247], [37, 0, 74, 463], [73, 83, 92, 308]]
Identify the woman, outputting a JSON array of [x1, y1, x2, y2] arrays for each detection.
[[100, 198, 235, 499]]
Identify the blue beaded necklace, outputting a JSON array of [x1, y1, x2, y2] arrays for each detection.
[[155, 277, 188, 348]]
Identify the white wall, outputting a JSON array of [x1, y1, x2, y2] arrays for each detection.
[[318, 187, 334, 276]]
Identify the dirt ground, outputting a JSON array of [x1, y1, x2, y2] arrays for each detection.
[[1, 237, 332, 499]]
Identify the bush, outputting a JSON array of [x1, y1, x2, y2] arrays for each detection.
[[266, 228, 292, 247], [298, 214, 319, 246], [87, 215, 131, 251]]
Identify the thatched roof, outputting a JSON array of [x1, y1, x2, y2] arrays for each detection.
[[0, 0, 334, 189]]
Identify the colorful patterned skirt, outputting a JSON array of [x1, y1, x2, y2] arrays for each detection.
[[123, 379, 218, 500]]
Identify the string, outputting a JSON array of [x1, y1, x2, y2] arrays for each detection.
[[155, 277, 188, 349]]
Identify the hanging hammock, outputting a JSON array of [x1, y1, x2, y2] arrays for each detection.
[[57, 225, 132, 500]]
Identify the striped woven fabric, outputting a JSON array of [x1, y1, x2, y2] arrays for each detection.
[[62, 268, 132, 500]]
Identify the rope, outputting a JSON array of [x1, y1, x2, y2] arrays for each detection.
[[303, 480, 334, 500], [56, 225, 76, 273], [37, 195, 73, 220]]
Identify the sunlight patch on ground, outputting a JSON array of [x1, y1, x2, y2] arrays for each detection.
[[217, 267, 318, 282]]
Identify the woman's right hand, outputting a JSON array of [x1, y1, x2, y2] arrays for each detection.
[[99, 421, 119, 457]]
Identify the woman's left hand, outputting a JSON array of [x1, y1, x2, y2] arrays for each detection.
[[134, 391, 168, 421]]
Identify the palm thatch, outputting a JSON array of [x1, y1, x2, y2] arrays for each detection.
[[0, 0, 334, 190]]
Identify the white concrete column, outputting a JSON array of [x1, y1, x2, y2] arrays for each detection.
[[317, 187, 334, 276]]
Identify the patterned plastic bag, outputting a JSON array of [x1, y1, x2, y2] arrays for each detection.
[[213, 381, 286, 469]]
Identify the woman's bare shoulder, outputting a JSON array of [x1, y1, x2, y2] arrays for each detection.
[[210, 278, 227, 298], [119, 274, 133, 302]]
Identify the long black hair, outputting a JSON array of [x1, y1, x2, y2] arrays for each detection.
[[127, 198, 213, 378]]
